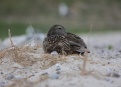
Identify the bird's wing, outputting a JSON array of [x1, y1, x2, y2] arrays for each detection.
[[76, 49, 85, 52], [75, 49, 85, 55], [67, 32, 87, 48], [69, 41, 81, 47], [66, 32, 82, 40]]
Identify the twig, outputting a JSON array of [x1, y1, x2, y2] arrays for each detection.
[[8, 29, 14, 47]]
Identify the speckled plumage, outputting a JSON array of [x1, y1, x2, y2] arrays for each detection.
[[43, 35, 70, 55], [43, 25, 90, 55]]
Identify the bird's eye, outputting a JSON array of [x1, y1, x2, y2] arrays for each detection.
[[85, 46, 87, 48], [58, 27, 62, 29]]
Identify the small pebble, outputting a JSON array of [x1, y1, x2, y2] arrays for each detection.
[[101, 49, 104, 53], [104, 78, 114, 84], [56, 71, 61, 74], [35, 71, 38, 73], [14, 75, 22, 79], [56, 66, 61, 71], [31, 74, 35, 77], [1, 72, 3, 74], [118, 50, 121, 53], [42, 72, 48, 75], [105, 78, 110, 82], [0, 82, 5, 87], [6, 74, 14, 80], [55, 64, 61, 71], [106, 72, 120, 78], [50, 73, 59, 79], [102, 64, 105, 66], [51, 51, 58, 56]]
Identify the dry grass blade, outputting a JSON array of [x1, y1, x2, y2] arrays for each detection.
[[80, 24, 104, 78], [79, 24, 92, 75], [0, 29, 17, 61], [80, 52, 106, 79], [87, 24, 93, 46], [8, 29, 16, 47], [80, 52, 89, 75]]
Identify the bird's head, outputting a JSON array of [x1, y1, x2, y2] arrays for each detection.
[[47, 25, 67, 37]]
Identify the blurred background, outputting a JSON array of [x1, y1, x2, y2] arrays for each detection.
[[0, 0, 121, 39]]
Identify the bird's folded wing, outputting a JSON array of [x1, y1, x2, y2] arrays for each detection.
[[76, 49, 85, 53], [69, 41, 81, 47]]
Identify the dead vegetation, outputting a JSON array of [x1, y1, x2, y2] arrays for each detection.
[[0, 29, 65, 67]]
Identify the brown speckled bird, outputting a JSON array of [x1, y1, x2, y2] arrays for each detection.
[[43, 25, 90, 55]]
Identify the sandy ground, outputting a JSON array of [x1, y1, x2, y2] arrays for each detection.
[[0, 32, 121, 87]]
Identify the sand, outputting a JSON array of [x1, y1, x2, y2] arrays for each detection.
[[0, 32, 121, 87]]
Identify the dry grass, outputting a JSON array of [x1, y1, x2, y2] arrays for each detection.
[[0, 29, 66, 67]]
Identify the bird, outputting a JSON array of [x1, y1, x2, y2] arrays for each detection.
[[43, 25, 90, 55]]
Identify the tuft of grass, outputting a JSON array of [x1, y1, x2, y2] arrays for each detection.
[[0, 29, 66, 68], [107, 44, 113, 50]]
